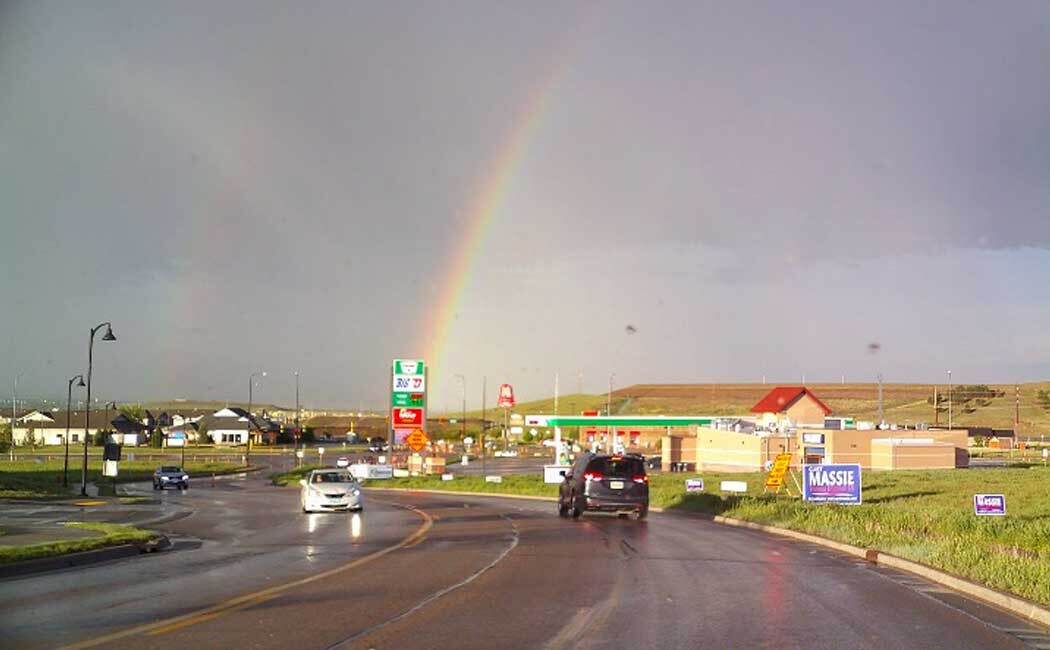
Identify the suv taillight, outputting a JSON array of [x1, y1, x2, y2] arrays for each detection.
[[632, 474, 648, 484], [583, 472, 603, 482]]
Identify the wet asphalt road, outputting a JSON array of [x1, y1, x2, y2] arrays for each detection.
[[2, 470, 1049, 650]]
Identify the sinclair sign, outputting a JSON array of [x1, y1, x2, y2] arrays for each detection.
[[391, 359, 426, 440]]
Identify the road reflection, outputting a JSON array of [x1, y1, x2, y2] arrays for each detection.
[[350, 513, 362, 541]]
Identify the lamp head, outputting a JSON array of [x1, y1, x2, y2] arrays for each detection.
[[102, 325, 116, 341]]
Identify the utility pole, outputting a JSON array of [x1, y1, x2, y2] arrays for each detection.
[[481, 376, 486, 476], [1015, 384, 1020, 431], [877, 373, 884, 425], [933, 385, 939, 426], [948, 370, 953, 431]]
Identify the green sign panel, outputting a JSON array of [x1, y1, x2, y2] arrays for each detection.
[[393, 359, 425, 376], [393, 392, 425, 407]]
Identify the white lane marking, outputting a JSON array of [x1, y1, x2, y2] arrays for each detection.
[[325, 512, 520, 650]]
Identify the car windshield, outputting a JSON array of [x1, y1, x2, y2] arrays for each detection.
[[312, 472, 354, 484], [160, 466, 182, 473]]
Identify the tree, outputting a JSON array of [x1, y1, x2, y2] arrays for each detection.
[[151, 430, 164, 448], [928, 385, 1004, 416], [1037, 390, 1050, 413], [0, 423, 10, 453], [118, 405, 145, 421]]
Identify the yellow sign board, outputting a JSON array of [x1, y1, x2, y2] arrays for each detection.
[[765, 453, 793, 488]]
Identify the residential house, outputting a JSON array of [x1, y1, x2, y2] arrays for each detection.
[[198, 407, 260, 445], [12, 410, 113, 446]]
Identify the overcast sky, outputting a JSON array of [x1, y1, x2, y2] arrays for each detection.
[[2, 1, 1048, 410]]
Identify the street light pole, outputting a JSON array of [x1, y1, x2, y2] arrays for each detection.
[[481, 376, 486, 477], [10, 372, 23, 461], [104, 401, 116, 445], [64, 374, 85, 487], [82, 322, 116, 497], [294, 371, 301, 447], [247, 371, 266, 466]]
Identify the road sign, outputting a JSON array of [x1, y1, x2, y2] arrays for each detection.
[[802, 464, 862, 504], [974, 494, 1006, 516], [498, 384, 515, 408], [765, 453, 793, 488], [406, 429, 429, 452], [685, 478, 704, 492], [392, 407, 424, 427]]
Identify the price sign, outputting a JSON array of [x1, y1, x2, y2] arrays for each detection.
[[393, 375, 426, 392]]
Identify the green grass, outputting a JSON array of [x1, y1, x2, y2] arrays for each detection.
[[270, 465, 326, 486], [361, 466, 1050, 607], [0, 522, 156, 565], [9, 445, 348, 456], [0, 459, 247, 499]]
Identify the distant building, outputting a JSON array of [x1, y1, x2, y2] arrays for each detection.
[[750, 386, 832, 428]]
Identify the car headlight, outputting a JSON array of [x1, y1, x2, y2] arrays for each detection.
[[160, 476, 169, 481], [181, 475, 189, 481], [352, 489, 360, 496]]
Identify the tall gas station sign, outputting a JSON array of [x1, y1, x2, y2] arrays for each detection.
[[391, 359, 427, 447]]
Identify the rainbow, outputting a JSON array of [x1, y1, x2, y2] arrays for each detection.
[[423, 63, 569, 383]]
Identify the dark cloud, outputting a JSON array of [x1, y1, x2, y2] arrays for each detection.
[[2, 1, 1049, 404]]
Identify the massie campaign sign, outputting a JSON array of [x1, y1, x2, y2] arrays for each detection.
[[802, 464, 862, 505]]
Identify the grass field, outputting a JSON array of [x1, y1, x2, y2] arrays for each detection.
[[454, 383, 1050, 438], [0, 522, 156, 565], [0, 459, 246, 499], [347, 465, 1050, 607]]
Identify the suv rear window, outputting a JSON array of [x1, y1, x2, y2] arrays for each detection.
[[584, 456, 645, 477]]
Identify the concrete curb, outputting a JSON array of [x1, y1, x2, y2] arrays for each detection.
[[365, 486, 1050, 629], [0, 535, 170, 580]]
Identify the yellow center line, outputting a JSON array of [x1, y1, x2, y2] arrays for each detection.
[[403, 535, 427, 549], [146, 595, 278, 636], [55, 499, 433, 650]]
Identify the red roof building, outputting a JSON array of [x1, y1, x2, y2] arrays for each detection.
[[751, 386, 831, 426]]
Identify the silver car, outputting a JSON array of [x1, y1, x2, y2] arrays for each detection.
[[299, 468, 363, 513]]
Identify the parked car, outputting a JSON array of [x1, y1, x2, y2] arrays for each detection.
[[646, 455, 662, 470], [336, 456, 350, 468], [299, 468, 363, 513], [557, 453, 648, 520], [153, 465, 189, 491], [368, 437, 389, 453]]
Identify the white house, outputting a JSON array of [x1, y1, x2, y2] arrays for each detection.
[[199, 407, 258, 445]]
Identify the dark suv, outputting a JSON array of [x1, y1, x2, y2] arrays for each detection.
[[557, 453, 649, 520]]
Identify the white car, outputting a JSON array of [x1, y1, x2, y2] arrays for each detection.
[[299, 469, 363, 513]]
